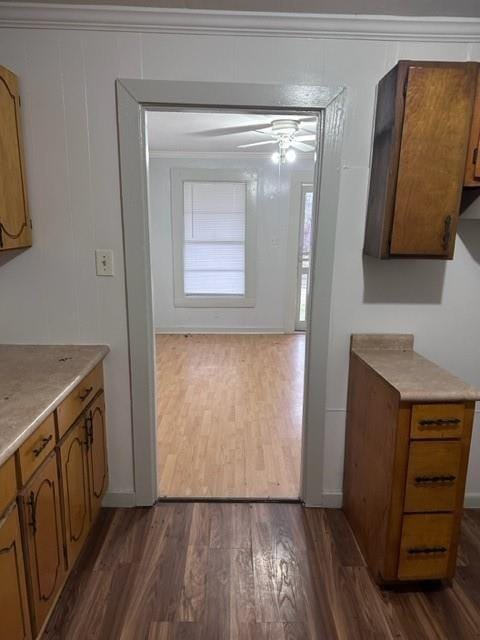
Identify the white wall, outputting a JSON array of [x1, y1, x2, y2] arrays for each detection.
[[148, 155, 313, 332], [1, 13, 480, 503]]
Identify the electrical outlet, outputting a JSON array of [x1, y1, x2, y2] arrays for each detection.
[[95, 250, 114, 276]]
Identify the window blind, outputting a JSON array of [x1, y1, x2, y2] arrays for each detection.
[[183, 181, 246, 296]]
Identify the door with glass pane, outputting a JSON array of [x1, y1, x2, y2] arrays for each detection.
[[295, 184, 313, 331]]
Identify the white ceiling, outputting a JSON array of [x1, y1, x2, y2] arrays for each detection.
[[14, 0, 480, 18], [146, 111, 318, 154]]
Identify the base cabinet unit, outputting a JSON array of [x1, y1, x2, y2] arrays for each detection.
[[0, 358, 108, 640], [19, 452, 67, 636], [0, 504, 32, 640], [59, 418, 91, 569], [343, 334, 479, 584], [0, 65, 32, 252], [364, 60, 478, 259], [87, 392, 108, 522]]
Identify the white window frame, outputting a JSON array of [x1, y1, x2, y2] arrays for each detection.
[[171, 168, 257, 308]]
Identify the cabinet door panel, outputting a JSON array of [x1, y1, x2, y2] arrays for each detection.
[[390, 64, 476, 257], [0, 505, 32, 640], [59, 419, 91, 569], [0, 65, 31, 251], [20, 453, 66, 635], [87, 393, 108, 521]]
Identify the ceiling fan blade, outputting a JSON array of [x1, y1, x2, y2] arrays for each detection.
[[291, 141, 315, 152], [237, 139, 277, 148], [193, 123, 272, 137], [295, 134, 316, 142]]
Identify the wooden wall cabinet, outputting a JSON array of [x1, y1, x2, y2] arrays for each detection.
[[0, 65, 31, 252], [364, 61, 478, 259]]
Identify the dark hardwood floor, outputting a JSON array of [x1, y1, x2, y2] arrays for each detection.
[[42, 504, 480, 640]]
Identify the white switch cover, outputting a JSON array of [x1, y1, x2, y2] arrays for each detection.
[[95, 250, 114, 276]]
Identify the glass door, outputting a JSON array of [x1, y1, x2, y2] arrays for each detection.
[[295, 184, 313, 331]]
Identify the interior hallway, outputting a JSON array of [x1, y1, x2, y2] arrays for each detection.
[[156, 334, 305, 498], [42, 503, 480, 640]]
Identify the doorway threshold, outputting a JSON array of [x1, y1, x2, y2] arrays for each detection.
[[155, 496, 301, 504]]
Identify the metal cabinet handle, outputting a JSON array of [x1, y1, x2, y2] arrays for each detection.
[[27, 491, 37, 534], [414, 474, 456, 484], [79, 386, 93, 402], [442, 215, 452, 251], [418, 418, 461, 427], [85, 411, 94, 447], [407, 546, 447, 555], [32, 434, 53, 457]]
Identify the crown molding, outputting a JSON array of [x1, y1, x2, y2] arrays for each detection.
[[1, 2, 480, 41]]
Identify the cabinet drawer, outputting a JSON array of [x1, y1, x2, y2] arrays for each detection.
[[398, 513, 454, 580], [56, 364, 103, 439], [0, 456, 17, 516], [404, 441, 462, 513], [17, 414, 55, 486], [410, 404, 464, 440]]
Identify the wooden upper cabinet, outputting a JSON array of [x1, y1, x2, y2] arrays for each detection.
[[0, 65, 31, 252], [19, 453, 66, 636], [0, 505, 32, 640], [465, 66, 480, 186], [364, 61, 477, 259], [87, 393, 108, 522]]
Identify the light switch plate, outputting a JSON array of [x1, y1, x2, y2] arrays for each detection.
[[95, 250, 114, 276]]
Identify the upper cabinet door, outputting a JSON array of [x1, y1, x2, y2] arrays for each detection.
[[0, 65, 31, 251], [390, 64, 476, 257], [464, 67, 480, 186], [364, 61, 477, 259]]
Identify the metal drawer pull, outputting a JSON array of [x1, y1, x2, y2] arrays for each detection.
[[414, 475, 456, 484], [32, 434, 53, 457], [79, 386, 93, 402], [408, 546, 448, 555], [418, 418, 461, 427]]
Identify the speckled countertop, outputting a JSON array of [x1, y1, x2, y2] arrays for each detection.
[[351, 334, 480, 403], [0, 345, 109, 467]]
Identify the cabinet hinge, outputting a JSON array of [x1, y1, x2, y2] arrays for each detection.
[[403, 75, 409, 98], [473, 148, 478, 166], [63, 543, 68, 567], [29, 218, 33, 229]]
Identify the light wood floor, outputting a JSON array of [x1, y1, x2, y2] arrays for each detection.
[[155, 334, 305, 498], [43, 504, 480, 639]]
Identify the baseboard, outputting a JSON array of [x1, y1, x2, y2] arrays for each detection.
[[155, 327, 290, 334], [102, 491, 137, 507], [309, 491, 480, 510], [464, 493, 480, 508]]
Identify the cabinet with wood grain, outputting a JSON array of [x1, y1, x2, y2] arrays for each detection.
[[343, 334, 478, 584], [0, 65, 31, 252], [364, 60, 478, 259], [0, 504, 32, 640]]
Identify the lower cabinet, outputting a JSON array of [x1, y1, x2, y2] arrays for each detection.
[[87, 392, 108, 522], [0, 504, 32, 640], [19, 453, 66, 636], [1, 365, 108, 639], [59, 418, 91, 569]]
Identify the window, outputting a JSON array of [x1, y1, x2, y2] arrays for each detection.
[[171, 169, 257, 307]]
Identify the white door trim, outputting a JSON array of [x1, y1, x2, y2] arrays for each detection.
[[116, 79, 345, 506]]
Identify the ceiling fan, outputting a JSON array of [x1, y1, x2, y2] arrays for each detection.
[[236, 117, 317, 164]]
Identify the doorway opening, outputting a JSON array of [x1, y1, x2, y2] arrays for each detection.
[[116, 79, 345, 506], [145, 109, 318, 499]]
